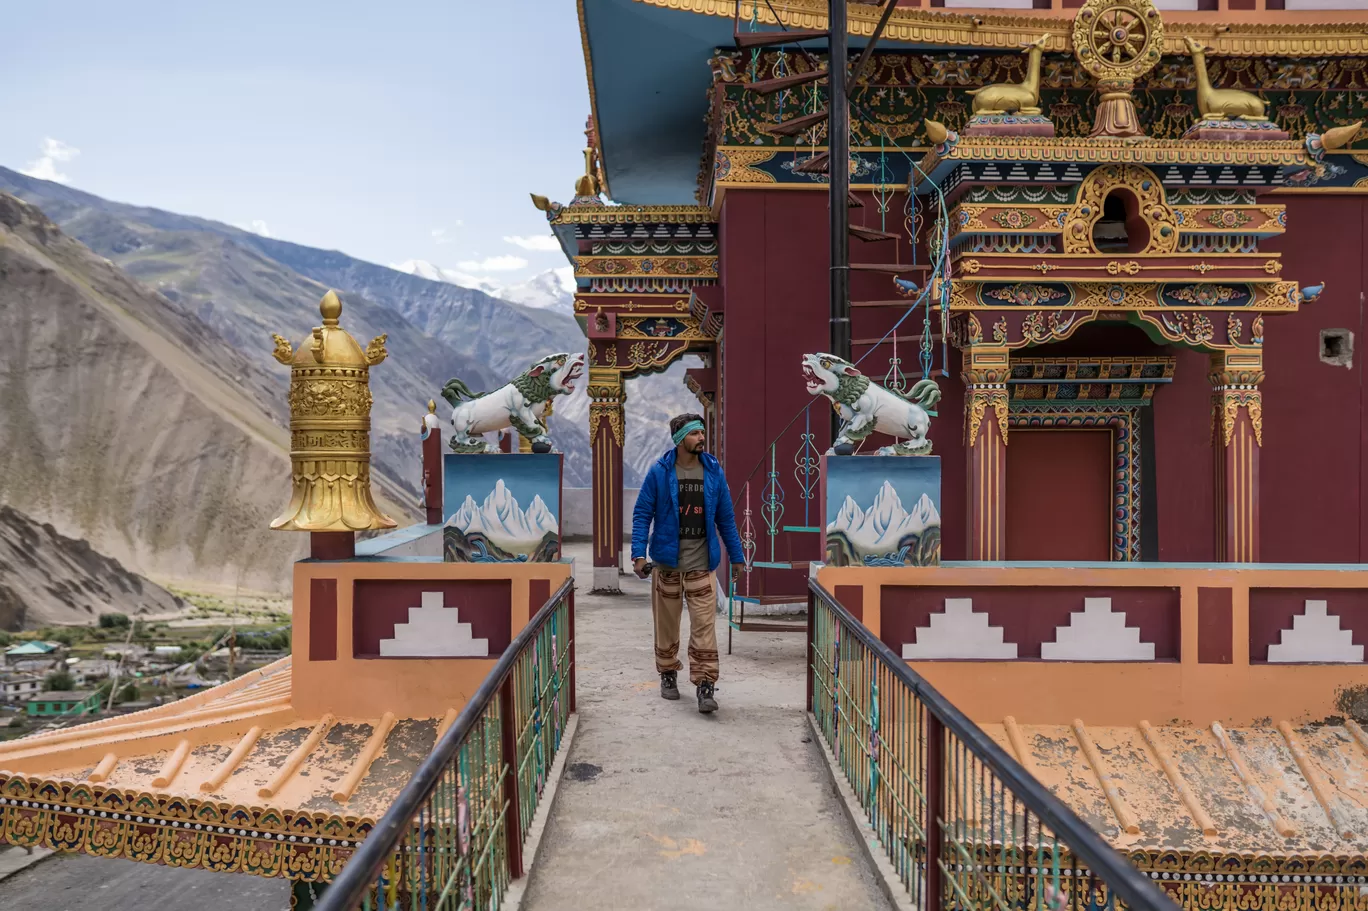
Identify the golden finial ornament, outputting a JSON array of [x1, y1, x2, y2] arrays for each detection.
[[1322, 121, 1363, 151], [1072, 0, 1164, 138], [269, 290, 396, 532]]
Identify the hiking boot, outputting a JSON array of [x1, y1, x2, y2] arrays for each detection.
[[660, 671, 680, 701], [696, 681, 718, 714]]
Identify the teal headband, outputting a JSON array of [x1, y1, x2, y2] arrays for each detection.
[[672, 420, 705, 446]]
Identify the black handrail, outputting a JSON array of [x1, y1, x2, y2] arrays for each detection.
[[318, 576, 575, 911], [808, 577, 1176, 910]]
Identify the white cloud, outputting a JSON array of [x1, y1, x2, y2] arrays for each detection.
[[503, 234, 561, 252], [554, 266, 575, 294], [456, 254, 527, 272], [20, 137, 80, 184], [431, 226, 460, 245], [234, 220, 272, 237]]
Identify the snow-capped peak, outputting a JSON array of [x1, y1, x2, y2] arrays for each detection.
[[447, 481, 557, 548], [388, 261, 573, 313], [826, 483, 939, 552], [498, 268, 575, 313], [390, 259, 502, 297], [834, 495, 865, 532]]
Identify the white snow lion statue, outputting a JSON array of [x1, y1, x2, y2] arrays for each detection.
[[442, 352, 585, 453], [802, 353, 941, 456]]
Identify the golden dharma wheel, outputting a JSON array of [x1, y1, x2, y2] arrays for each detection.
[[1071, 0, 1164, 83]]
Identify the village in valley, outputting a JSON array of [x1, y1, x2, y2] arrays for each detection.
[[0, 592, 289, 742]]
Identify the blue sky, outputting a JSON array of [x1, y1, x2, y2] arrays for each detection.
[[2, 0, 589, 288]]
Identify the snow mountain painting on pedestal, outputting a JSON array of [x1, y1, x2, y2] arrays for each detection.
[[443, 454, 563, 562], [823, 455, 941, 566]]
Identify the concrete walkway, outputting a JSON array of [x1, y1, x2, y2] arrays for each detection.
[[520, 547, 888, 911]]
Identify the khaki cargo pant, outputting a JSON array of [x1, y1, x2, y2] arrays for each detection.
[[652, 568, 719, 685]]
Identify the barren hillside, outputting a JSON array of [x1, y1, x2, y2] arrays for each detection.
[[0, 192, 411, 593], [0, 505, 183, 629]]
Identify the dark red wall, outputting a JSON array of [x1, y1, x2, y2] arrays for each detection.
[[719, 189, 968, 577], [1260, 196, 1365, 563], [718, 192, 1366, 566]]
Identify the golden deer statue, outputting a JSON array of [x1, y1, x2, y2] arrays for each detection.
[[966, 35, 1049, 116], [1184, 37, 1267, 121]]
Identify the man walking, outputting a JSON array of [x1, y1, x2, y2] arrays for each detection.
[[632, 413, 745, 713]]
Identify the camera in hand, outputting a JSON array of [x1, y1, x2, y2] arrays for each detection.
[[637, 561, 654, 578]]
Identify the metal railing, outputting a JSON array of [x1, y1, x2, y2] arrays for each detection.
[[807, 579, 1176, 911], [318, 578, 575, 911]]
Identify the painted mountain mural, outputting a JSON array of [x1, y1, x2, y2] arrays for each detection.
[[825, 479, 941, 567], [444, 480, 560, 563]]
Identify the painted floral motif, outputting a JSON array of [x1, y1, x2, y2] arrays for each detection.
[[991, 209, 1038, 230], [1166, 284, 1246, 306], [714, 150, 732, 181], [1158, 312, 1216, 345], [1205, 209, 1253, 229], [984, 283, 1068, 307]]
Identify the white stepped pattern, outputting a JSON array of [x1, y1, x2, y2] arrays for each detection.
[[1040, 598, 1154, 661], [903, 598, 1018, 660], [1267, 600, 1363, 663], [379, 592, 490, 657]]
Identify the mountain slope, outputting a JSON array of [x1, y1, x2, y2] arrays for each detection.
[[0, 167, 547, 487], [0, 192, 410, 592], [0, 166, 707, 487], [0, 505, 183, 630]]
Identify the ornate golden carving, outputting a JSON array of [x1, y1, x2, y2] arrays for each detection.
[[1073, 0, 1165, 82], [634, 0, 1368, 58], [574, 256, 718, 278], [962, 347, 1011, 446], [0, 771, 360, 883], [588, 371, 626, 448], [269, 291, 395, 533], [1215, 388, 1264, 447], [1184, 37, 1267, 122], [966, 313, 983, 344], [1252, 281, 1301, 309], [967, 34, 1049, 116], [1210, 349, 1265, 446], [547, 204, 713, 226], [931, 136, 1308, 167], [1062, 164, 1177, 255], [1072, 0, 1164, 138], [715, 148, 779, 185], [618, 316, 713, 340]]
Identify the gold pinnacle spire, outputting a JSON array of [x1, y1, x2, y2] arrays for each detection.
[[269, 291, 396, 532]]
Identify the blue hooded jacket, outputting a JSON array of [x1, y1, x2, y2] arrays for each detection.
[[631, 449, 745, 572]]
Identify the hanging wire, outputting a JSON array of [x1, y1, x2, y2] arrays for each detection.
[[747, 0, 761, 84]]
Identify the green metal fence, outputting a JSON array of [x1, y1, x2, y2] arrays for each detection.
[[319, 578, 574, 911], [807, 578, 1177, 911]]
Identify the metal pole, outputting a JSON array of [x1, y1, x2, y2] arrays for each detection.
[[925, 710, 945, 911], [499, 676, 525, 879], [828, 0, 850, 446]]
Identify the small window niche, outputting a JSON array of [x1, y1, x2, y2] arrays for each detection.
[[1320, 328, 1354, 369], [1091, 190, 1151, 254]]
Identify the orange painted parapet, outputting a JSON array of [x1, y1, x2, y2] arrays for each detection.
[[816, 562, 1368, 726], [292, 560, 573, 719]]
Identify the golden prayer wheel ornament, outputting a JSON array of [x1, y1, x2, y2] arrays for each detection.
[[1072, 0, 1164, 138], [269, 290, 396, 532]]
